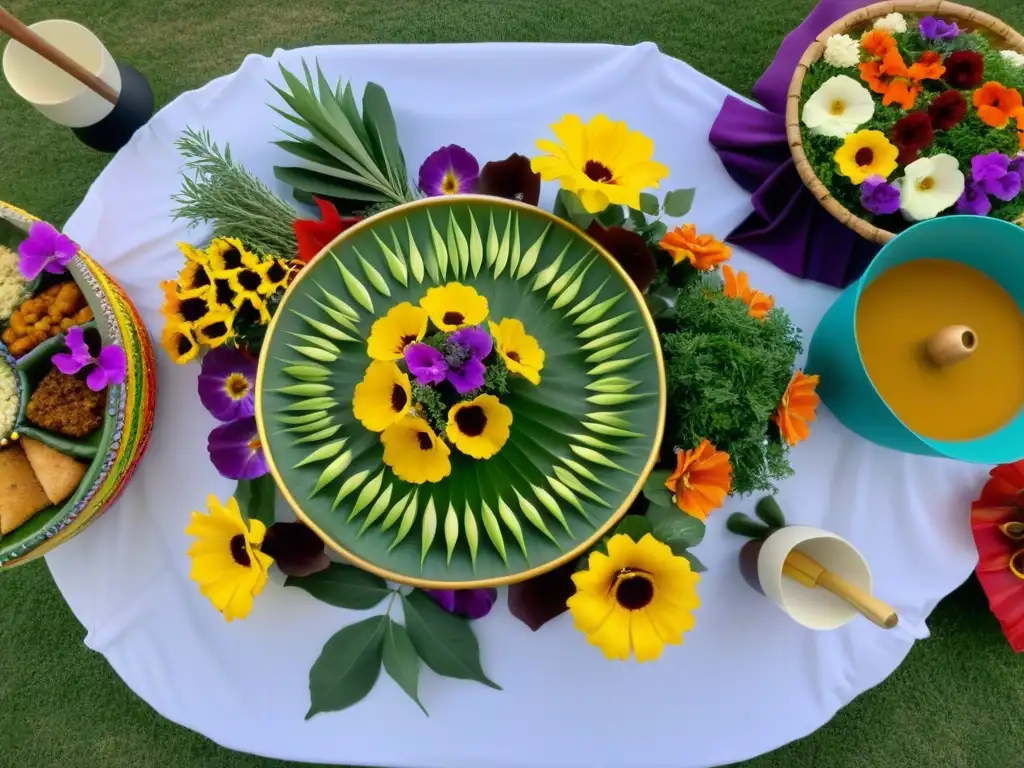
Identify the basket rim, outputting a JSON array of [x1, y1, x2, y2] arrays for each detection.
[[786, 0, 1024, 245]]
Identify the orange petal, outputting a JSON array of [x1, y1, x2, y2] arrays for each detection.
[[978, 105, 1010, 128]]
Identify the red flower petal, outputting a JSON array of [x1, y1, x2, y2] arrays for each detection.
[[293, 197, 362, 264]]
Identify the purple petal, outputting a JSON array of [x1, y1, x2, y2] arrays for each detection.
[[983, 171, 1022, 201], [16, 249, 49, 281], [860, 175, 901, 216], [18, 221, 77, 279], [52, 352, 87, 376], [449, 326, 493, 360], [94, 345, 128, 386], [208, 417, 268, 480], [454, 588, 498, 619], [972, 152, 1009, 183], [85, 365, 109, 392], [404, 343, 448, 386], [198, 347, 257, 421], [426, 589, 458, 613], [447, 357, 486, 394], [956, 181, 992, 216], [63, 326, 93, 364], [418, 145, 479, 196]]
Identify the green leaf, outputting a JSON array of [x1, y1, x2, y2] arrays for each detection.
[[597, 205, 627, 228], [646, 504, 705, 552], [681, 551, 707, 573], [555, 189, 595, 230], [402, 590, 501, 690], [755, 496, 787, 529], [286, 563, 391, 609], [306, 615, 386, 719], [614, 515, 653, 542], [273, 166, 388, 202], [382, 619, 427, 715], [638, 193, 660, 216], [663, 188, 696, 218], [234, 475, 277, 528], [628, 208, 647, 229], [641, 469, 673, 507], [726, 512, 772, 539], [362, 82, 409, 196]]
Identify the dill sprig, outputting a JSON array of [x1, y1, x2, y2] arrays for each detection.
[[172, 127, 299, 258]]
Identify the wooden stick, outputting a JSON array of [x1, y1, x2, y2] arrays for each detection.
[[784, 549, 899, 629], [925, 325, 977, 367], [0, 8, 118, 104]]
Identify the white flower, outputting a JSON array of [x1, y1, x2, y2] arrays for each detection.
[[824, 34, 860, 68], [897, 154, 964, 221], [801, 75, 875, 138], [999, 49, 1024, 68], [873, 13, 907, 34]]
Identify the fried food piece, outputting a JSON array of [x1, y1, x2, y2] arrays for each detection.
[[1, 282, 93, 357], [20, 437, 87, 505], [26, 368, 106, 439], [0, 444, 51, 534]]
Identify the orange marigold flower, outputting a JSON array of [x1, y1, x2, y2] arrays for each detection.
[[907, 51, 945, 81], [160, 279, 181, 320], [665, 439, 732, 521], [659, 224, 731, 270], [974, 82, 1024, 129], [883, 80, 922, 111], [880, 47, 909, 78], [861, 29, 896, 58], [859, 61, 886, 94], [773, 370, 820, 446], [722, 265, 774, 319]]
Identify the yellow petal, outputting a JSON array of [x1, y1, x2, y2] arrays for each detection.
[[629, 609, 667, 662], [586, 605, 632, 661]]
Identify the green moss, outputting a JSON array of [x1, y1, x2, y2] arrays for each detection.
[[659, 275, 801, 495]]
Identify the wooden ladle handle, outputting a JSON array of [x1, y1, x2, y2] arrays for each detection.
[[0, 8, 119, 105], [925, 325, 977, 367]]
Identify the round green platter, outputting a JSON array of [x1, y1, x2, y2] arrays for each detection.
[[256, 196, 666, 588]]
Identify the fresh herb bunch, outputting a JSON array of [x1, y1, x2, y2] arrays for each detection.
[[172, 128, 299, 257], [270, 61, 415, 214], [659, 274, 802, 494]]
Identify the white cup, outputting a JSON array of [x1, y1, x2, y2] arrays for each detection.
[[756, 525, 873, 630], [3, 20, 121, 128]]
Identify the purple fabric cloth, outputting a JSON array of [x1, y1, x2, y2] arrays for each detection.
[[709, 0, 881, 288]]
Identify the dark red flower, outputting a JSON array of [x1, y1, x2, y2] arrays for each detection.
[[585, 223, 657, 292], [942, 50, 984, 89], [890, 111, 934, 164], [293, 197, 361, 264], [479, 153, 541, 206], [261, 522, 330, 577], [928, 90, 968, 130]]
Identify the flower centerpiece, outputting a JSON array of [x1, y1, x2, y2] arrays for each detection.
[[792, 6, 1024, 240]]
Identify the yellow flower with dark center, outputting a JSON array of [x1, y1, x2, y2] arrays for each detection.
[[834, 129, 899, 184], [567, 533, 700, 662], [176, 294, 212, 326], [256, 258, 292, 295], [178, 259, 214, 299], [353, 361, 413, 432], [209, 275, 239, 311], [419, 282, 490, 332], [161, 320, 200, 365], [160, 279, 181, 321], [234, 295, 271, 326], [228, 265, 265, 304], [446, 394, 513, 459], [367, 302, 428, 361], [193, 309, 235, 348], [207, 236, 259, 273], [178, 241, 210, 266], [488, 318, 545, 385], [380, 414, 451, 484], [185, 494, 274, 622], [531, 114, 669, 213]]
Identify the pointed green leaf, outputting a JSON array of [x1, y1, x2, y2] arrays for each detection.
[[583, 421, 645, 439], [517, 222, 551, 279], [586, 392, 647, 405], [333, 254, 374, 312], [444, 504, 459, 564], [390, 494, 421, 551], [350, 470, 386, 520], [354, 248, 391, 297], [575, 292, 625, 326], [373, 232, 408, 287], [427, 211, 448, 278], [316, 282, 360, 320], [485, 211, 499, 267], [402, 590, 501, 690], [359, 484, 396, 530], [569, 445, 631, 473], [513, 489, 557, 543], [416, 497, 437, 563], [586, 411, 630, 428], [588, 354, 649, 376], [312, 299, 361, 333], [480, 502, 508, 564], [550, 259, 593, 310], [290, 331, 342, 354], [333, 469, 371, 510], [569, 433, 627, 454], [559, 457, 616, 490], [450, 210, 470, 278], [380, 489, 414, 532], [279, 382, 334, 397], [284, 397, 336, 412], [577, 312, 633, 339], [468, 211, 484, 277], [531, 484, 571, 534], [382, 618, 427, 715], [286, 563, 390, 609], [280, 411, 329, 426], [508, 213, 521, 276], [312, 450, 353, 495], [283, 364, 330, 382], [493, 211, 512, 277], [497, 499, 528, 558], [464, 503, 479, 568], [285, 417, 334, 435], [553, 465, 609, 505], [294, 311, 358, 343], [234, 475, 277, 528], [566, 277, 610, 317], [288, 344, 338, 363], [294, 425, 342, 444], [546, 476, 586, 516], [532, 241, 570, 292], [406, 220, 427, 283], [580, 328, 640, 351], [305, 615, 386, 720], [585, 376, 639, 393], [585, 341, 636, 364], [547, 251, 589, 302]]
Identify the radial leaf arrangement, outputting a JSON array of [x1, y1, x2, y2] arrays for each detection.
[[258, 198, 665, 585]]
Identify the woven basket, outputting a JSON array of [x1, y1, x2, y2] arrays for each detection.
[[0, 201, 157, 568], [786, 0, 1024, 244]]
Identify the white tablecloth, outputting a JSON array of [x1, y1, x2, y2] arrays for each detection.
[[47, 43, 987, 768]]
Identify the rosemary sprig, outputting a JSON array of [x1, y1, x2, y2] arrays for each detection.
[[172, 127, 299, 258]]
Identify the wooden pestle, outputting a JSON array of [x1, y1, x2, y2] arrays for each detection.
[[924, 325, 977, 367], [783, 549, 898, 629]]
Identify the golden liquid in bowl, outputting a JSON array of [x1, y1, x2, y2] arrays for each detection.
[[856, 258, 1024, 441]]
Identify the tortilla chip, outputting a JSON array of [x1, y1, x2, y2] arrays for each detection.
[[0, 444, 50, 534], [20, 438, 87, 506]]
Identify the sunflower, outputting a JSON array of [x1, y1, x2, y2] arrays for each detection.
[[531, 114, 669, 213], [161, 320, 200, 365], [256, 258, 292, 295], [227, 264, 265, 306], [366, 302, 428, 361], [207, 236, 259, 273], [834, 130, 899, 185], [177, 241, 211, 266], [234, 295, 271, 326], [446, 394, 513, 459], [353, 361, 413, 432], [773, 370, 820, 446], [488, 318, 545, 385], [178, 258, 214, 299], [193, 309, 235, 348], [567, 533, 700, 662], [209, 275, 238, 311], [177, 294, 213, 325], [381, 414, 451, 484], [185, 494, 274, 622], [419, 283, 489, 332], [665, 439, 732, 521]]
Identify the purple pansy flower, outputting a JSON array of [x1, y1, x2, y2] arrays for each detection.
[[208, 417, 268, 480], [198, 346, 257, 422], [51, 326, 128, 392], [419, 145, 479, 197], [405, 343, 448, 386], [860, 175, 901, 215], [919, 16, 959, 41], [18, 221, 78, 281], [972, 152, 1022, 201], [445, 326, 493, 394], [426, 588, 498, 619], [956, 180, 993, 216]]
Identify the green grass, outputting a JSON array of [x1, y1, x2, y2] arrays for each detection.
[[2, 0, 1024, 765]]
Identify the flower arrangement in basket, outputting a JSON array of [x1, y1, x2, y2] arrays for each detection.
[[160, 60, 819, 717], [790, 1, 1024, 243]]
